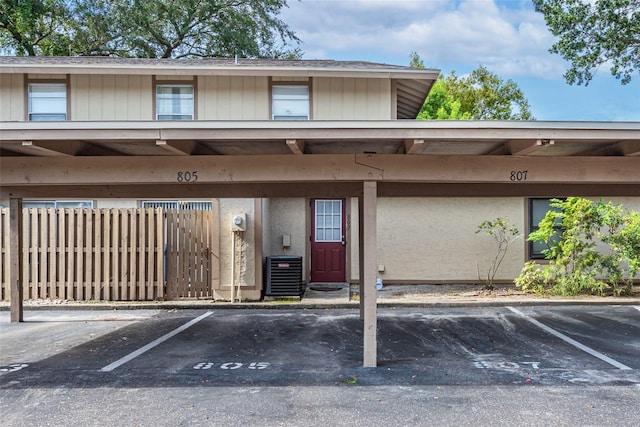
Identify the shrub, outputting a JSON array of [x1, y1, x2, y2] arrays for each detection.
[[516, 197, 640, 296]]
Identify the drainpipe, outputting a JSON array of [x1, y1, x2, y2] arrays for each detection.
[[231, 230, 237, 303]]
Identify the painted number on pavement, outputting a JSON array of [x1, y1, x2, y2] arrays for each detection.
[[0, 363, 29, 372], [193, 362, 270, 370]]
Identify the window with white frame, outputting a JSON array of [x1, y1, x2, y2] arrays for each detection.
[[23, 200, 93, 209], [314, 200, 342, 242], [272, 85, 309, 120], [156, 84, 194, 120], [28, 83, 67, 121]]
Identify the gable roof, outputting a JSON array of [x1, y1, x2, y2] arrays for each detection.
[[0, 56, 440, 119]]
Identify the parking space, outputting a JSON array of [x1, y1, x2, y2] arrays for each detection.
[[1, 306, 638, 389]]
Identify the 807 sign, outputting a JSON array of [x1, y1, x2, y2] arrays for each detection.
[[510, 170, 528, 181]]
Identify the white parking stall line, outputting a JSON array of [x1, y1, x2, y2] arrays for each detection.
[[634, 306, 640, 313], [507, 307, 632, 371], [100, 311, 213, 372]]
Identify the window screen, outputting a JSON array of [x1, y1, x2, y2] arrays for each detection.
[[156, 85, 194, 120], [28, 83, 67, 121], [272, 85, 309, 120]]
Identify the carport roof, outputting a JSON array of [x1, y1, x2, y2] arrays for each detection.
[[1, 120, 639, 157]]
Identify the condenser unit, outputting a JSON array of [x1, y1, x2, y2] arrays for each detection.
[[265, 256, 304, 296]]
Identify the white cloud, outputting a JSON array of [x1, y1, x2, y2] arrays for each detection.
[[283, 0, 567, 79]]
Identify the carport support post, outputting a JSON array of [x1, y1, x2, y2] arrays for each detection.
[[9, 198, 24, 322], [360, 181, 377, 367]]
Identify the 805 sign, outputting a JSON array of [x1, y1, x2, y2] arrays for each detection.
[[176, 171, 198, 182]]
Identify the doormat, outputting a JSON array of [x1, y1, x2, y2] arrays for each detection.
[[308, 286, 344, 292]]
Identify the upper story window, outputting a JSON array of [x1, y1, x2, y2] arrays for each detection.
[[272, 85, 309, 120], [28, 83, 67, 121], [528, 198, 563, 259], [156, 84, 194, 120]]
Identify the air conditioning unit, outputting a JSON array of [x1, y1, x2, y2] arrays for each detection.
[[265, 256, 304, 297]]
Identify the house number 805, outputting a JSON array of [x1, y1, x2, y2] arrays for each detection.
[[177, 171, 198, 182]]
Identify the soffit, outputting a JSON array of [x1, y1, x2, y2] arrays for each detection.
[[1, 121, 638, 157]]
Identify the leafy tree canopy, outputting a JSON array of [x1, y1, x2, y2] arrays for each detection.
[[534, 0, 639, 85], [410, 52, 534, 120], [0, 0, 300, 58]]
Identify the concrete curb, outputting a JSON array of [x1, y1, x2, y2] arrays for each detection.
[[1, 297, 638, 311]]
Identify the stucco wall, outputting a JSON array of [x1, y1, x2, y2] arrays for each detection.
[[218, 199, 256, 293], [350, 197, 527, 283], [265, 198, 309, 280]]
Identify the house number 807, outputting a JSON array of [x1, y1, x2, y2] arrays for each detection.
[[510, 170, 528, 181], [177, 171, 198, 182]]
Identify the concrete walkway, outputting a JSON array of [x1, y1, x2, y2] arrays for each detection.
[[1, 283, 638, 311]]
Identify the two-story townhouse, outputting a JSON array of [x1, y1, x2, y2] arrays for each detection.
[[1, 56, 639, 366]]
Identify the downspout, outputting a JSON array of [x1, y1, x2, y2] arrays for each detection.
[[231, 230, 236, 303]]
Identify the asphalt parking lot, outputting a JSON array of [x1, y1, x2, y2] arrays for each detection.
[[1, 305, 639, 388], [1, 305, 639, 426]]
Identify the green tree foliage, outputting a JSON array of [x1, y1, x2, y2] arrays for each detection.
[[0, 0, 300, 58], [534, 0, 639, 85], [516, 197, 640, 296], [410, 53, 534, 120], [0, 0, 71, 55], [476, 217, 521, 290]]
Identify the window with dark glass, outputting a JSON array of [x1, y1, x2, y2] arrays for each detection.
[[528, 198, 563, 259]]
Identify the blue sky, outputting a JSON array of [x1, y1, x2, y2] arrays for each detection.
[[281, 0, 639, 121]]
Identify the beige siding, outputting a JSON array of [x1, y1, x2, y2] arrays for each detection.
[[71, 75, 152, 120], [313, 77, 391, 120], [198, 76, 269, 120], [0, 73, 24, 121]]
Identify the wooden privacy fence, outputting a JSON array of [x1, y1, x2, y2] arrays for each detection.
[[1, 208, 165, 301], [166, 209, 214, 299]]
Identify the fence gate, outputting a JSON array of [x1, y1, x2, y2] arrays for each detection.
[[165, 210, 214, 299]]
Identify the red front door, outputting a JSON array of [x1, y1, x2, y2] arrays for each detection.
[[311, 199, 346, 282]]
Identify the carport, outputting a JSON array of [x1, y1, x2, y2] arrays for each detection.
[[1, 120, 639, 367]]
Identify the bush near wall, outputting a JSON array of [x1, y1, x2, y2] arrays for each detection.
[[515, 197, 640, 296]]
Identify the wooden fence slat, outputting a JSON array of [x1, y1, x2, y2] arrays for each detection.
[[66, 210, 75, 300], [112, 209, 120, 301], [121, 209, 129, 300], [93, 210, 101, 300], [129, 209, 137, 300], [57, 209, 65, 299], [103, 209, 111, 301], [1, 209, 9, 300], [48, 209, 57, 299], [75, 210, 84, 300]]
